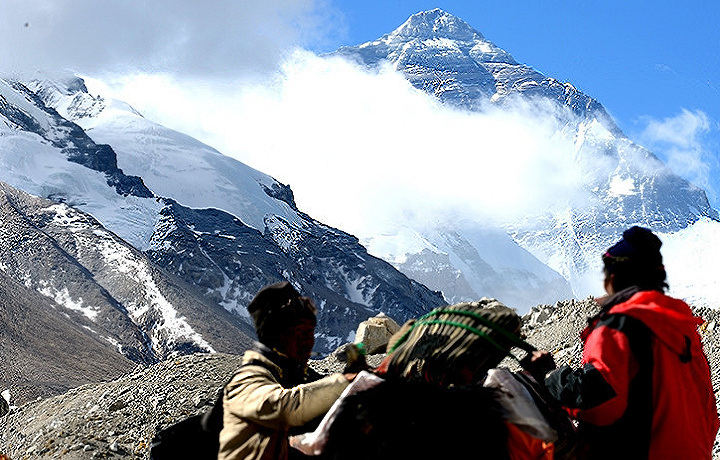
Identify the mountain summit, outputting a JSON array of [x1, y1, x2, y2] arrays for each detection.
[[388, 8, 486, 42], [337, 9, 615, 129]]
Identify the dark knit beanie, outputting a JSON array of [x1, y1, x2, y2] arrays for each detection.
[[603, 226, 663, 272], [247, 281, 316, 346]]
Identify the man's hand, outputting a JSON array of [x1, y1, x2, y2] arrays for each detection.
[[338, 343, 369, 374]]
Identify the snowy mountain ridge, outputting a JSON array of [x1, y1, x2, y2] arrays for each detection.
[[0, 181, 241, 375], [26, 77, 304, 247], [1, 74, 446, 367], [34, 73, 576, 311]]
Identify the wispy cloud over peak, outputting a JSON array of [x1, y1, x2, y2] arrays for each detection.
[[638, 109, 718, 203]]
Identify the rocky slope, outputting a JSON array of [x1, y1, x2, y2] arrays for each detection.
[[0, 269, 135, 406], [0, 181, 256, 373], [2, 298, 718, 459]]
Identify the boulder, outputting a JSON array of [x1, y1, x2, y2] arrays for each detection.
[[354, 313, 402, 354]]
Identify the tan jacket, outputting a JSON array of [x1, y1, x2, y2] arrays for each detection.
[[218, 349, 348, 460]]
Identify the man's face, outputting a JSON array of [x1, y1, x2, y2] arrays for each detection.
[[277, 318, 316, 364]]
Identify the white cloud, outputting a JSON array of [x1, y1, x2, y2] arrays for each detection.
[[638, 109, 718, 203], [0, 0, 339, 79], [641, 109, 710, 147], [87, 51, 590, 239]]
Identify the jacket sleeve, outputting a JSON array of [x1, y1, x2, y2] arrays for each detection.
[[224, 365, 349, 430], [546, 322, 639, 426]]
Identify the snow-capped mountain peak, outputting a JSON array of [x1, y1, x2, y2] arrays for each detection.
[[334, 9, 720, 309], [388, 8, 485, 43], [27, 78, 305, 235]]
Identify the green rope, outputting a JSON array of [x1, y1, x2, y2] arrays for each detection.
[[416, 318, 523, 362], [389, 307, 536, 362], [354, 342, 367, 356], [422, 308, 536, 352]]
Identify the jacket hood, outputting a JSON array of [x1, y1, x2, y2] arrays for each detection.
[[610, 290, 704, 359]]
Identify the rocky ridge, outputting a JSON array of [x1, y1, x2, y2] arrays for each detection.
[[2, 298, 718, 459]]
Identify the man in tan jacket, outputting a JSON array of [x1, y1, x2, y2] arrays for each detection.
[[218, 282, 356, 460]]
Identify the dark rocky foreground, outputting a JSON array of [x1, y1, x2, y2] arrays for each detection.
[[0, 351, 386, 459], [2, 298, 719, 459]]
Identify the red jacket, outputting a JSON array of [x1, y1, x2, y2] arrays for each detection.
[[547, 288, 719, 459]]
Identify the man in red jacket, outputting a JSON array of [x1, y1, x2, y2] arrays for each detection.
[[540, 226, 719, 459]]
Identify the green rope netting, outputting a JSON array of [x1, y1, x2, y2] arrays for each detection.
[[389, 308, 536, 362]]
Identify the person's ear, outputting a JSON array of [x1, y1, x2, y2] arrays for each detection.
[[604, 273, 616, 295]]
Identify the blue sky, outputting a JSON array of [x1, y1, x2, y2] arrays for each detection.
[[2, 0, 719, 212]]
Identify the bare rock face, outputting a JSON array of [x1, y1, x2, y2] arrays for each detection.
[[354, 313, 402, 354]]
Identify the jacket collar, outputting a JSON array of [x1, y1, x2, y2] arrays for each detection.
[[253, 342, 309, 387], [585, 286, 643, 330]]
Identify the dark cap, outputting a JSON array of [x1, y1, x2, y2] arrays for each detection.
[[247, 282, 316, 346], [603, 226, 663, 273]]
